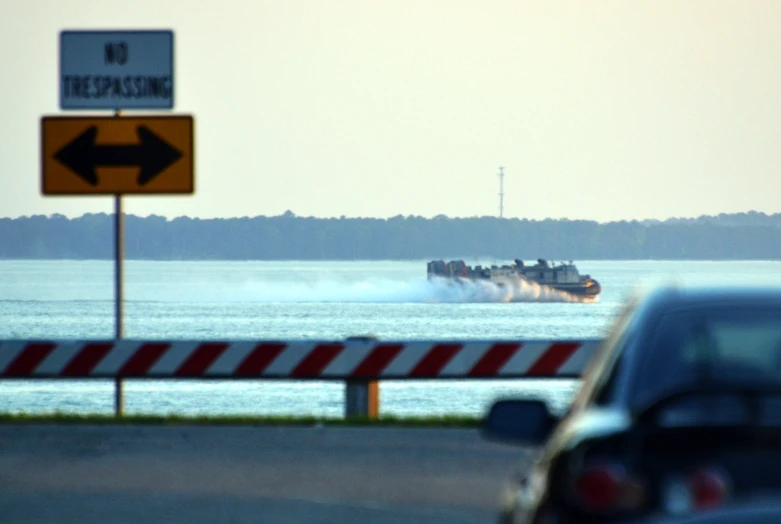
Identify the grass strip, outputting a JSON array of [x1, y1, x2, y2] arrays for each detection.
[[0, 412, 482, 428]]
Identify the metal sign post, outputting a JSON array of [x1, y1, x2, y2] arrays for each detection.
[[114, 191, 125, 414], [113, 106, 124, 415], [41, 29, 194, 417]]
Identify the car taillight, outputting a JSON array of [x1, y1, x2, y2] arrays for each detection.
[[573, 463, 646, 512], [662, 466, 731, 515], [689, 467, 729, 509]]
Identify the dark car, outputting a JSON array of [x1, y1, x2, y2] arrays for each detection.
[[482, 285, 781, 524]]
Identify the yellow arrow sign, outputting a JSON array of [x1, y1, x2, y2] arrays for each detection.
[[41, 115, 194, 195]]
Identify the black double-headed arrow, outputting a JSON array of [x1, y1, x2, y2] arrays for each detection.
[[54, 125, 183, 187]]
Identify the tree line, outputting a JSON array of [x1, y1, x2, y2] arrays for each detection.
[[0, 211, 779, 260]]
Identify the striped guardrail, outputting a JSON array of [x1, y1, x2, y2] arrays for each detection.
[[0, 338, 602, 417]]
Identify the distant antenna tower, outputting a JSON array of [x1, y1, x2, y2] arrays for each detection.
[[498, 166, 505, 218]]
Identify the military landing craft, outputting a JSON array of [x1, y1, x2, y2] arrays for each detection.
[[426, 258, 601, 298]]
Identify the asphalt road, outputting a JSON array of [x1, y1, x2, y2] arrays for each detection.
[[0, 424, 531, 524]]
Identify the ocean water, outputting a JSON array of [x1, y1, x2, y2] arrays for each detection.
[[1, 259, 780, 417]]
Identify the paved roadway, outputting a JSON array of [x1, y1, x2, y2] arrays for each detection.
[[0, 424, 532, 524]]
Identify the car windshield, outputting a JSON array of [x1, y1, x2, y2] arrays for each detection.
[[631, 303, 781, 413]]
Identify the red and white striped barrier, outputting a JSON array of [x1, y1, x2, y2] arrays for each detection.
[[0, 339, 601, 379]]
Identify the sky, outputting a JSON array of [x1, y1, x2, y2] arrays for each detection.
[[1, 1, 779, 222]]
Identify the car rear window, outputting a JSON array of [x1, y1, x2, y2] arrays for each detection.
[[631, 304, 781, 410]]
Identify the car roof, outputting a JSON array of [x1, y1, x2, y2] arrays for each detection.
[[638, 284, 781, 311]]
